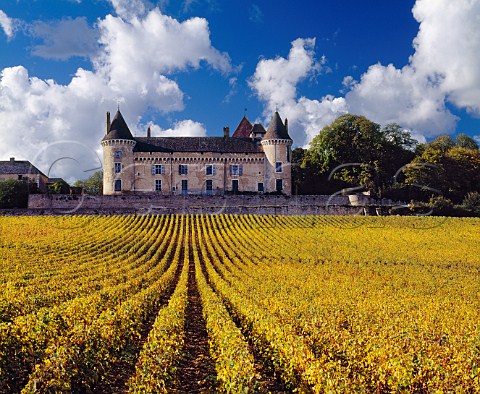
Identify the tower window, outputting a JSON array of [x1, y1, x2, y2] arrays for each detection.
[[258, 182, 264, 192], [114, 150, 122, 159], [114, 163, 122, 173], [155, 179, 162, 191], [114, 179, 122, 192], [275, 162, 282, 173]]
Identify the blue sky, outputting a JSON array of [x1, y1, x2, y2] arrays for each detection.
[[1, 0, 479, 181]]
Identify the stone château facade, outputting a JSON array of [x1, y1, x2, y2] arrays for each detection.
[[101, 110, 293, 195]]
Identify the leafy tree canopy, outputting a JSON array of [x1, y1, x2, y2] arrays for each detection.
[[305, 114, 417, 197], [74, 171, 103, 195], [0, 179, 35, 208], [403, 145, 480, 203], [456, 133, 479, 150]]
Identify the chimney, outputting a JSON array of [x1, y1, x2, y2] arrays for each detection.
[[106, 112, 111, 135], [285, 118, 288, 132], [10, 157, 15, 162], [147, 126, 151, 138], [223, 126, 230, 138]]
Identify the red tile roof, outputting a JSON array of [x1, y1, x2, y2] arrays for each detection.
[[232, 115, 253, 138]]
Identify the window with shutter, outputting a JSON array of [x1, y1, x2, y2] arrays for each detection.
[[230, 164, 242, 176], [179, 164, 188, 175], [152, 164, 164, 175]]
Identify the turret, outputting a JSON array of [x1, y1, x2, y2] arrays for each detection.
[[260, 111, 293, 195], [101, 110, 136, 195]]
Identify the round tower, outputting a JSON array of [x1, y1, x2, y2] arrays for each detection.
[[101, 110, 136, 195], [260, 111, 293, 195]]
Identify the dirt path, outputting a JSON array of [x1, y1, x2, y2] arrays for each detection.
[[171, 222, 216, 393]]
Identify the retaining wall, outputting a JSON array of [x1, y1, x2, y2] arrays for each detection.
[[27, 194, 401, 216], [28, 194, 372, 215]]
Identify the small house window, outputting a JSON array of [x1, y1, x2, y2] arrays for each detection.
[[155, 179, 162, 191], [152, 164, 165, 175], [206, 164, 216, 176], [114, 150, 122, 159], [230, 164, 243, 176], [114, 163, 122, 174], [275, 162, 282, 173], [179, 164, 188, 175]]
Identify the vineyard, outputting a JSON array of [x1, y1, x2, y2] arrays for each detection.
[[0, 214, 479, 393]]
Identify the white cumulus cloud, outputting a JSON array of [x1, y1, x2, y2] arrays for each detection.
[[0, 7, 232, 181], [0, 9, 14, 38], [31, 17, 99, 60], [251, 0, 480, 146], [146, 119, 206, 137], [249, 38, 347, 146], [108, 0, 153, 20]]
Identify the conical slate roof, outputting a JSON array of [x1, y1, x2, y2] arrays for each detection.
[[264, 112, 291, 140], [102, 110, 135, 141], [232, 115, 253, 138]]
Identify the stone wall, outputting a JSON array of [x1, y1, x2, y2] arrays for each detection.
[[27, 194, 400, 216]]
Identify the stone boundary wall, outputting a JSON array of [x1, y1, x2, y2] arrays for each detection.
[[27, 194, 402, 216]]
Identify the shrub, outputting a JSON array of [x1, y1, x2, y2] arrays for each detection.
[[460, 191, 480, 216], [0, 179, 34, 209]]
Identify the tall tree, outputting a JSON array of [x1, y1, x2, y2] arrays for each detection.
[[74, 171, 103, 195], [403, 145, 480, 203], [305, 114, 416, 197], [456, 133, 479, 150]]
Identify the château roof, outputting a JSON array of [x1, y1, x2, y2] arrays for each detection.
[[102, 110, 135, 142], [251, 123, 266, 135], [0, 159, 46, 176], [134, 137, 262, 154], [232, 115, 253, 138], [264, 111, 291, 140]]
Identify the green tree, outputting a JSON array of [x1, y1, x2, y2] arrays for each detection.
[[455, 133, 479, 150], [48, 180, 70, 194], [429, 135, 455, 152], [74, 171, 103, 195], [305, 114, 416, 197], [403, 146, 480, 203], [0, 179, 35, 208]]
